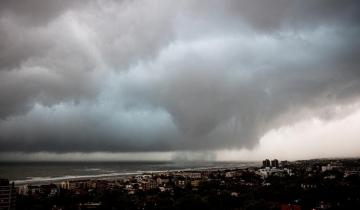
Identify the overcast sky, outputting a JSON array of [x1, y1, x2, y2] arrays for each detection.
[[0, 0, 360, 161]]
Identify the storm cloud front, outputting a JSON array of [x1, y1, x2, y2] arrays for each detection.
[[0, 0, 360, 158]]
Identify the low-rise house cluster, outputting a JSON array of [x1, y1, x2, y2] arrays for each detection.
[[6, 158, 360, 210]]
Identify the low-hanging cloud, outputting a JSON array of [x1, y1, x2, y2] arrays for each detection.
[[0, 0, 360, 154]]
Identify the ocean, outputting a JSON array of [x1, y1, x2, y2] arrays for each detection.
[[0, 161, 260, 185]]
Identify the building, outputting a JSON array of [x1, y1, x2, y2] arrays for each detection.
[[280, 161, 289, 168], [27, 185, 41, 195], [140, 180, 157, 191], [0, 179, 16, 210], [79, 202, 101, 210], [190, 179, 201, 187], [263, 159, 271, 168], [40, 184, 59, 197], [175, 172, 202, 179], [280, 204, 302, 210], [16, 185, 28, 195], [321, 164, 333, 172], [225, 172, 235, 178], [175, 179, 186, 188], [156, 177, 169, 186], [271, 159, 279, 168], [60, 180, 89, 190]]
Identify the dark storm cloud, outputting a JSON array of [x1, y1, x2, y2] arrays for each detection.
[[0, 0, 84, 70], [184, 0, 360, 31], [0, 0, 176, 118], [118, 30, 360, 150], [0, 0, 360, 153]]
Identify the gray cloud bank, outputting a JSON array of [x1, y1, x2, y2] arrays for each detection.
[[0, 0, 360, 153]]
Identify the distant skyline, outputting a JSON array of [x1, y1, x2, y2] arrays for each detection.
[[0, 0, 360, 161]]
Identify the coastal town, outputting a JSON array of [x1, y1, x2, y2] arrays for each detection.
[[1, 158, 360, 210]]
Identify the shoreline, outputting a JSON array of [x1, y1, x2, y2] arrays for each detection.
[[12, 164, 259, 186]]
